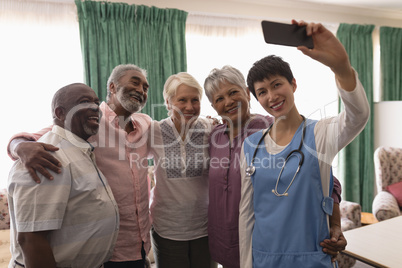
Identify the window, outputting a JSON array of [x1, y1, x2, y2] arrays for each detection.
[[0, 1, 83, 188]]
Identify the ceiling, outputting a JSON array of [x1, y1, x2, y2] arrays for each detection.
[[250, 0, 402, 12], [48, 0, 402, 24], [301, 0, 402, 11], [55, 0, 402, 11], [225, 0, 402, 24]]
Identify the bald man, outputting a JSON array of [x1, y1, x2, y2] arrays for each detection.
[[7, 83, 119, 268]]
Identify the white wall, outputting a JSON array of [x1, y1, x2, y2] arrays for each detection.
[[374, 102, 402, 150]]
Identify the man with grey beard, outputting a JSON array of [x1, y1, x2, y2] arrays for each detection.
[[8, 65, 152, 268], [8, 83, 119, 268]]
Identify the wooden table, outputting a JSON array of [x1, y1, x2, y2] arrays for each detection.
[[361, 212, 378, 225], [342, 216, 402, 267]]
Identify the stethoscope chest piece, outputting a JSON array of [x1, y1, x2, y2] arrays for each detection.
[[245, 165, 256, 177]]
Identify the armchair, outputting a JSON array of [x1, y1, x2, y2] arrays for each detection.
[[337, 200, 361, 268], [372, 146, 402, 221], [0, 189, 11, 267], [340, 200, 361, 231]]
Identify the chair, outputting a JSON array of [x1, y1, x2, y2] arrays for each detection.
[[337, 200, 361, 268], [0, 189, 11, 267], [372, 146, 402, 221]]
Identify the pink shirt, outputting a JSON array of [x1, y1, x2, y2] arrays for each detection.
[[7, 102, 152, 262]]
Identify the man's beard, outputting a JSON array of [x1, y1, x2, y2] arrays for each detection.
[[116, 86, 144, 114], [83, 123, 99, 137]]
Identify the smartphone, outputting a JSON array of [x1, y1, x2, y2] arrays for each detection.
[[261, 20, 314, 49]]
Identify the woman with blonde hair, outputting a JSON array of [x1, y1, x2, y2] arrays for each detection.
[[148, 72, 217, 268]]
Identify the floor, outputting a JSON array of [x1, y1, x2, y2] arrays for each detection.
[[151, 260, 373, 267]]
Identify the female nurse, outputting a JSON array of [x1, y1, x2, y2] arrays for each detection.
[[239, 20, 369, 268]]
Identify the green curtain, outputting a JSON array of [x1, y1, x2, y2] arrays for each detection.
[[75, 0, 188, 120], [380, 26, 402, 101], [336, 23, 375, 212]]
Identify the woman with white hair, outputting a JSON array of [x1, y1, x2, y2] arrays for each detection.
[[148, 72, 217, 268]]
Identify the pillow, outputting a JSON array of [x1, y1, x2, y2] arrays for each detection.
[[387, 181, 402, 208]]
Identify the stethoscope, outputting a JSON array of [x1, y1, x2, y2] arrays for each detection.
[[245, 115, 306, 197]]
